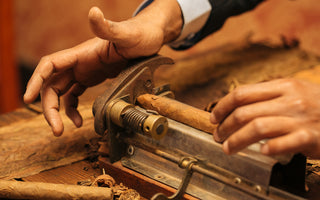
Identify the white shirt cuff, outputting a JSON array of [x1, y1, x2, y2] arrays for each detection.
[[170, 0, 212, 48]]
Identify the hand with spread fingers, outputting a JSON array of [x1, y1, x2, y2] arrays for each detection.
[[211, 79, 320, 158], [23, 1, 182, 136]]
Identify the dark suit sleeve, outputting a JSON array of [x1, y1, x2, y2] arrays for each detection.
[[174, 0, 264, 50]]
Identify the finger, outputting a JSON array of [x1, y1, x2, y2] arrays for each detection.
[[24, 50, 78, 104], [41, 71, 74, 136], [64, 83, 87, 127], [41, 86, 64, 136], [261, 129, 320, 156], [24, 59, 55, 104], [211, 80, 285, 124], [215, 98, 286, 142], [222, 116, 296, 155]]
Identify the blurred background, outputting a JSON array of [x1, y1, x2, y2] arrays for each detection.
[[0, 0, 319, 114]]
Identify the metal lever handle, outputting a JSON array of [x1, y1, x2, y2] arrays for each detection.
[[151, 158, 197, 200]]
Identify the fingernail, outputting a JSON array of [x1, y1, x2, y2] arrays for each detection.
[[223, 140, 231, 154], [210, 112, 217, 124], [213, 128, 223, 143], [52, 125, 64, 137], [261, 144, 269, 155], [74, 116, 83, 128]]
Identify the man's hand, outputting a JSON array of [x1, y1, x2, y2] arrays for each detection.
[[23, 1, 182, 136], [23, 37, 125, 136], [211, 79, 320, 158]]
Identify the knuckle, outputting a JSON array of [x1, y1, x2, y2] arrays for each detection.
[[292, 98, 308, 113], [40, 55, 56, 71], [40, 55, 51, 63], [251, 119, 266, 136], [296, 129, 316, 146], [232, 87, 246, 104], [232, 108, 247, 125], [281, 79, 301, 91]]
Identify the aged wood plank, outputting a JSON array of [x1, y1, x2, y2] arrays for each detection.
[[23, 161, 100, 185], [0, 107, 39, 127], [0, 104, 100, 180]]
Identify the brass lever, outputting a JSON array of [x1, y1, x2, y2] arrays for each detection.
[[151, 157, 198, 200]]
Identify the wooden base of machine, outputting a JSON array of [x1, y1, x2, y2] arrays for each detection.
[[99, 156, 197, 200]]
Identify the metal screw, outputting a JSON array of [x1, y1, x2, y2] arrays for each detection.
[[254, 185, 262, 193], [144, 80, 152, 88], [234, 177, 241, 184], [155, 174, 164, 179], [127, 145, 135, 156]]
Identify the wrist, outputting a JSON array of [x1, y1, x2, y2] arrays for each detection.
[[135, 0, 183, 44]]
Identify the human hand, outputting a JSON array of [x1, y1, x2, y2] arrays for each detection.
[[210, 79, 320, 158], [23, 37, 126, 136], [24, 2, 182, 136]]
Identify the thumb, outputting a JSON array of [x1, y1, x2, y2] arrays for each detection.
[[88, 7, 118, 41]]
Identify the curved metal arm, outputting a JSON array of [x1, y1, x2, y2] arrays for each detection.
[[93, 55, 174, 136]]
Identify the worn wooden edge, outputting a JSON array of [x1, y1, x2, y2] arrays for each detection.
[[0, 104, 101, 180], [99, 157, 198, 200]]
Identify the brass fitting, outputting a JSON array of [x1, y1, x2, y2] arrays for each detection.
[[108, 99, 168, 140], [143, 114, 168, 140]]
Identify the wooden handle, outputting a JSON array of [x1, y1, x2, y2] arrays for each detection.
[[137, 94, 217, 134]]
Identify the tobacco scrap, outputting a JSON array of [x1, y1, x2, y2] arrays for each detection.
[[91, 171, 141, 200], [92, 174, 115, 188]]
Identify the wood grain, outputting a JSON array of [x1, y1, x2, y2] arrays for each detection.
[[0, 104, 100, 180], [23, 161, 100, 185]]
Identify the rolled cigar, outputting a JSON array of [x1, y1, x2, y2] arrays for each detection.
[[137, 94, 217, 133], [0, 180, 113, 200]]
